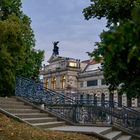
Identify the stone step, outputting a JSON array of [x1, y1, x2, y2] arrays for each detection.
[[23, 117, 57, 123], [0, 100, 24, 105], [49, 126, 113, 134], [103, 131, 122, 140], [117, 135, 132, 140], [0, 104, 32, 109], [0, 98, 133, 139], [5, 109, 39, 113], [33, 121, 65, 129], [100, 127, 112, 135], [14, 113, 49, 118], [0, 97, 18, 101], [0, 97, 67, 129]]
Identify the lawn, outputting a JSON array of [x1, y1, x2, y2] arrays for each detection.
[[0, 113, 98, 140]]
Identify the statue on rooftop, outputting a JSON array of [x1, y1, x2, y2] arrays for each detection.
[[53, 41, 59, 56]]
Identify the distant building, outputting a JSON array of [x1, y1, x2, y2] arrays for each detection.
[[42, 55, 80, 95], [41, 43, 139, 107]]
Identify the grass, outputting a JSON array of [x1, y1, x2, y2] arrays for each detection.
[[0, 113, 98, 140]]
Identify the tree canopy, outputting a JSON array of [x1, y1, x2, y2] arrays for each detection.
[[0, 0, 44, 96], [83, 0, 140, 98], [83, 0, 140, 27]]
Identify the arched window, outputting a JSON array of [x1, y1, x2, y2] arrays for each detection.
[[45, 79, 48, 89], [61, 75, 66, 89], [94, 94, 97, 106], [101, 93, 105, 107], [118, 94, 122, 107], [109, 93, 114, 107], [127, 97, 132, 107], [51, 77, 56, 90]]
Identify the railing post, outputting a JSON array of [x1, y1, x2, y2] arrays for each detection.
[[72, 104, 77, 123]]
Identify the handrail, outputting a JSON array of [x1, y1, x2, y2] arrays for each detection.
[[15, 76, 76, 105]]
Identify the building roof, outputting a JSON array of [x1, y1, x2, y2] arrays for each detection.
[[48, 54, 80, 64], [81, 59, 98, 64], [84, 63, 101, 72], [81, 59, 101, 72]]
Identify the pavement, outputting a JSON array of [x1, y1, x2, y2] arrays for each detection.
[[49, 125, 111, 134]]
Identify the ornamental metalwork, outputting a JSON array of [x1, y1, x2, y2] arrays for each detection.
[[15, 76, 75, 105], [15, 76, 140, 135]]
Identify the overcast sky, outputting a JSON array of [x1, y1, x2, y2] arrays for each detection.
[[22, 0, 106, 64]]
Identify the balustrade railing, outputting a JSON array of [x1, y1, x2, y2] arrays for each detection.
[[15, 76, 76, 105], [15, 76, 140, 135]]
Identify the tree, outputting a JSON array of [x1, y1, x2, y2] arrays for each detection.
[[83, 0, 140, 27], [17, 49, 44, 80], [0, 0, 22, 20], [0, 0, 44, 96], [83, 0, 140, 98]]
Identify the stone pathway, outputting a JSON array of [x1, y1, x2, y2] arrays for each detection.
[[50, 126, 111, 134], [50, 126, 132, 140]]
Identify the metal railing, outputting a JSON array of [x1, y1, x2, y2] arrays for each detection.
[[15, 76, 140, 135], [15, 76, 76, 105]]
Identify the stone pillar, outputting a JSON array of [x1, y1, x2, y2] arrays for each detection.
[[56, 74, 60, 91], [96, 90, 101, 100], [132, 98, 137, 107], [48, 78, 51, 89], [122, 93, 127, 106], [104, 90, 109, 101], [114, 91, 117, 102], [98, 79, 102, 87]]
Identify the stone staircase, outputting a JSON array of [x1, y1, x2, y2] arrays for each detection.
[[51, 126, 132, 140], [100, 129, 132, 140], [0, 97, 65, 129], [0, 97, 135, 140]]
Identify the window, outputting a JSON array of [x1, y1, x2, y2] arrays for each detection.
[[51, 77, 56, 90], [87, 80, 97, 87], [61, 75, 66, 89], [69, 62, 77, 67], [45, 79, 48, 88]]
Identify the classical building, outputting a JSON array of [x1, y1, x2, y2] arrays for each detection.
[[41, 43, 139, 107], [77, 60, 128, 107], [42, 55, 80, 95], [41, 42, 81, 98]]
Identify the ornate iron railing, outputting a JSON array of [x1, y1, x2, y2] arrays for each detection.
[[15, 76, 76, 105], [15, 76, 140, 135]]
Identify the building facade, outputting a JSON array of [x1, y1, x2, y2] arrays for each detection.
[[41, 44, 139, 107], [42, 55, 81, 96]]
